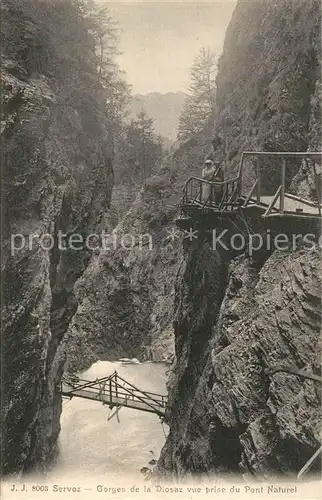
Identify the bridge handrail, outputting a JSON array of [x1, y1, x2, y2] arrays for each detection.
[[61, 371, 168, 416], [237, 151, 322, 179], [182, 175, 240, 190], [284, 192, 321, 208], [66, 385, 167, 406], [112, 383, 165, 414], [181, 175, 241, 209], [107, 389, 166, 406], [184, 153, 321, 189], [63, 376, 166, 400], [179, 151, 322, 214], [241, 151, 322, 157], [61, 372, 116, 392], [115, 372, 166, 408], [182, 152, 322, 196], [62, 372, 167, 415]]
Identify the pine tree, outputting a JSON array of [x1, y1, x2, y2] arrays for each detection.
[[177, 47, 217, 142], [115, 110, 164, 183], [85, 2, 131, 128]]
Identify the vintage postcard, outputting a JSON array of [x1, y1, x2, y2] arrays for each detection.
[[1, 0, 321, 499]]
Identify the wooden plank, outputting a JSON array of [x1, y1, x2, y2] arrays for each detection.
[[243, 179, 258, 207], [107, 405, 122, 422], [260, 194, 321, 214], [284, 192, 321, 210], [297, 446, 322, 480], [263, 185, 282, 216], [61, 386, 166, 416], [313, 162, 322, 215], [265, 366, 322, 383], [254, 159, 261, 203], [280, 159, 286, 214], [243, 151, 322, 158], [264, 212, 322, 219], [63, 388, 164, 415]]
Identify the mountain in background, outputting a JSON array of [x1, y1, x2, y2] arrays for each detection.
[[128, 91, 187, 141]]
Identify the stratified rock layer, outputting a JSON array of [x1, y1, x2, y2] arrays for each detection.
[[158, 245, 321, 478], [158, 0, 321, 479], [65, 174, 179, 369], [1, 2, 113, 472], [214, 0, 321, 173]]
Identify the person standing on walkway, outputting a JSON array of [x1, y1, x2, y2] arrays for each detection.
[[201, 154, 224, 205], [202, 159, 216, 203]]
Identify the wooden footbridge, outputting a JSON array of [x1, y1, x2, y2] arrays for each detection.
[[177, 151, 322, 238], [61, 371, 167, 418]]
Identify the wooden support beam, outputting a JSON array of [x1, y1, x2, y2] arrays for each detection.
[[218, 183, 228, 210], [243, 151, 322, 158], [280, 159, 286, 214], [284, 192, 321, 209], [108, 404, 122, 422], [313, 161, 322, 216], [265, 366, 322, 383], [297, 445, 322, 480], [237, 152, 245, 178], [227, 182, 238, 207], [243, 179, 259, 207], [263, 185, 282, 216], [255, 159, 261, 203]]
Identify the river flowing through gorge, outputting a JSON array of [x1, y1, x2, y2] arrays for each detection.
[[4, 360, 321, 500], [50, 361, 168, 482]]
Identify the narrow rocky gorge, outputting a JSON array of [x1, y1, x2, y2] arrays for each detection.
[[1, 0, 114, 473], [158, 245, 321, 477], [157, 0, 322, 478], [1, 0, 321, 482]]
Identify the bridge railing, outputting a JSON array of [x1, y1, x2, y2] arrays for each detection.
[[181, 176, 241, 211], [238, 151, 322, 216], [62, 371, 167, 411], [180, 151, 322, 216], [113, 371, 167, 407]]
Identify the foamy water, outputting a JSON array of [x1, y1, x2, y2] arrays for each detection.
[[52, 360, 169, 480], [2, 360, 321, 500]]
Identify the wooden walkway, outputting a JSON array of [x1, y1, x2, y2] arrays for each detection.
[[179, 151, 322, 221], [241, 193, 321, 217], [61, 371, 167, 418]]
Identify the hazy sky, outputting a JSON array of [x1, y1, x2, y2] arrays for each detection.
[[103, 1, 236, 94]]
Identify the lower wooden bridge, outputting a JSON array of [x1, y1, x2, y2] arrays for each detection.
[[60, 371, 167, 418]]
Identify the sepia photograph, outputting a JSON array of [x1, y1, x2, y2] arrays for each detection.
[[1, 0, 321, 498]]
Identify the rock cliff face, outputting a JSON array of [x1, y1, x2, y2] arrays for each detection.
[[214, 0, 321, 172], [1, 1, 114, 474], [158, 246, 321, 477], [65, 129, 215, 371], [65, 171, 180, 370], [67, 0, 321, 379], [3, 0, 320, 479], [157, 0, 321, 479]]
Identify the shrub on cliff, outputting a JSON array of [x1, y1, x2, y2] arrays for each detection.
[[1, 0, 129, 127]]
